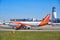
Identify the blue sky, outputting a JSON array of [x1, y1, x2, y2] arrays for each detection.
[[0, 0, 60, 21]]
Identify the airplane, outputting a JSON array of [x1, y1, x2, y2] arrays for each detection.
[[8, 14, 50, 30]]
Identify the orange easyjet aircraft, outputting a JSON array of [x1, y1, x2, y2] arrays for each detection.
[[9, 14, 50, 29]]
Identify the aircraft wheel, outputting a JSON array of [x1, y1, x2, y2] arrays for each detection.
[[12, 26, 18, 30], [12, 26, 15, 29], [24, 27, 26, 29], [15, 28, 19, 30]]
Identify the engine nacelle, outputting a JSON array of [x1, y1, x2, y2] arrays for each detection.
[[26, 26, 31, 29]]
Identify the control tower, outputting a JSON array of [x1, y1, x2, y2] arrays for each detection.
[[52, 7, 57, 20], [52, 7, 60, 23]]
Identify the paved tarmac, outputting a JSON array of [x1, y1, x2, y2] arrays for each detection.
[[0, 25, 60, 31]]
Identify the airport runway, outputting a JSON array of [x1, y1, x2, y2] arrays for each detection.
[[0, 25, 60, 31]]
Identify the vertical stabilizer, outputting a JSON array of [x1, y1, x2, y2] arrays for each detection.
[[38, 14, 50, 26]]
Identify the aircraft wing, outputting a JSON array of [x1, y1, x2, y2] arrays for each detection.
[[9, 14, 50, 29]]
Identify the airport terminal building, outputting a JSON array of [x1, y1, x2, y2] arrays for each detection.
[[10, 18, 38, 22]]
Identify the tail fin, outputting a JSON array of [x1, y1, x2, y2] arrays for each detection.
[[38, 14, 50, 26]]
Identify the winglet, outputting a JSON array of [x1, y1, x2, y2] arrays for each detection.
[[38, 14, 50, 26]]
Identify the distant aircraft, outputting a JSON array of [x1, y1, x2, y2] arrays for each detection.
[[8, 14, 50, 30]]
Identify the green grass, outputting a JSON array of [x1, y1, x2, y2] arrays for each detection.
[[0, 31, 60, 40]]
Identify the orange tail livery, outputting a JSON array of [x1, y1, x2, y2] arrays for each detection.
[[38, 14, 50, 26], [9, 14, 50, 29]]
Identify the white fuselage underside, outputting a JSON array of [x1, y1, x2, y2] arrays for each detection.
[[9, 22, 41, 26]]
